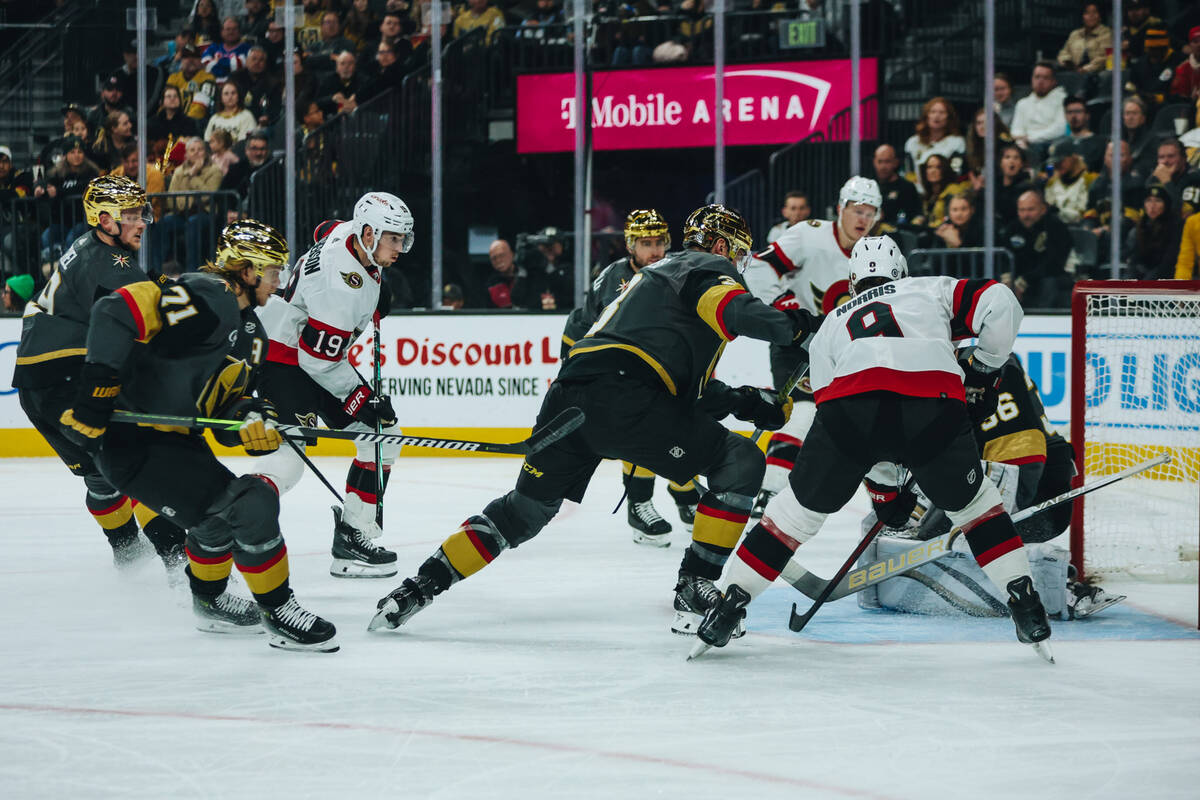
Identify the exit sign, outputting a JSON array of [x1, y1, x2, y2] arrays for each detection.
[[779, 18, 826, 49]]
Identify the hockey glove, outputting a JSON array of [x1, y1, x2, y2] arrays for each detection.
[[730, 386, 793, 431], [864, 477, 918, 528], [770, 290, 800, 311], [343, 385, 397, 429], [59, 362, 121, 454], [214, 397, 283, 455], [782, 307, 820, 345], [959, 350, 1002, 425]]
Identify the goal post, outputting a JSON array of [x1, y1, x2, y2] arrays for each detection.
[[1069, 280, 1200, 583]]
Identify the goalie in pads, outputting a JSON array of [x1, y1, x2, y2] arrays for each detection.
[[695, 236, 1056, 660]]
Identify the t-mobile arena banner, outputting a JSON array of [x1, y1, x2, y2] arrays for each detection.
[[516, 59, 878, 153]]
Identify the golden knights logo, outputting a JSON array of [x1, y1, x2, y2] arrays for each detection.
[[112, 253, 132, 269], [340, 271, 364, 289]]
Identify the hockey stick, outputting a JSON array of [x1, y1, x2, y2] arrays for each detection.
[[751, 360, 810, 446], [110, 406, 586, 456], [282, 433, 343, 503], [781, 452, 1172, 604], [786, 470, 912, 633], [371, 311, 384, 528]]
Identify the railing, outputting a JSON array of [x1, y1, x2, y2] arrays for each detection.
[[706, 169, 768, 246], [907, 247, 1015, 282]]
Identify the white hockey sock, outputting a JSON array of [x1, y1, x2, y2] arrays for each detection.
[[342, 493, 383, 539], [716, 556, 775, 600], [979, 547, 1033, 596]]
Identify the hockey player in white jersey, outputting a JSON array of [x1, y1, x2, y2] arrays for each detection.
[[255, 192, 413, 578], [694, 237, 1055, 660], [749, 176, 882, 518]]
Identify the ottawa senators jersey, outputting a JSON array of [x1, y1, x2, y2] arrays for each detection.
[[750, 218, 853, 315], [85, 272, 267, 418], [560, 249, 797, 402], [258, 221, 380, 404], [14, 231, 159, 389], [561, 256, 637, 352], [809, 276, 1022, 405]]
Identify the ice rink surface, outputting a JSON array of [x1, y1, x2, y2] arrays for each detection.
[[2, 455, 1198, 800]]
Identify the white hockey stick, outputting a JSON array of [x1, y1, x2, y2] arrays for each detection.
[[781, 453, 1172, 602]]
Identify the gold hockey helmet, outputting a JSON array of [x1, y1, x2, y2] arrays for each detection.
[[623, 208, 671, 251], [682, 204, 753, 260], [82, 175, 150, 228], [213, 219, 290, 276]]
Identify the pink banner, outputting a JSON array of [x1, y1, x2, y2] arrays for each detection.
[[517, 59, 877, 154]]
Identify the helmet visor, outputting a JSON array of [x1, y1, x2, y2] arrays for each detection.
[[119, 205, 153, 226], [731, 246, 753, 273]]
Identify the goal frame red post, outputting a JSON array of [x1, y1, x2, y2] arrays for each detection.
[[1069, 280, 1200, 599]]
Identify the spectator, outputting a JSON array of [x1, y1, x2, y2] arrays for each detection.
[[240, 0, 271, 43], [154, 27, 196, 75], [207, 128, 239, 175], [0, 145, 31, 202], [932, 191, 983, 251], [522, 0, 564, 31], [1146, 137, 1191, 214], [86, 75, 132, 137], [262, 20, 287, 70], [453, 0, 505, 45], [373, 12, 410, 53], [297, 0, 325, 51], [291, 51, 320, 116], [1083, 139, 1140, 257], [191, 0, 223, 46], [524, 229, 574, 310], [112, 40, 165, 114], [167, 46, 218, 120], [1175, 207, 1200, 278], [441, 283, 465, 310], [1048, 96, 1105, 172], [1120, 95, 1159, 177], [33, 136, 102, 262], [228, 46, 281, 128], [994, 142, 1038, 227], [765, 191, 811, 243], [915, 154, 968, 227], [318, 51, 365, 114], [1125, 184, 1182, 279], [343, 0, 379, 50], [205, 81, 258, 143], [1126, 28, 1183, 108], [3, 274, 34, 312], [872, 143, 921, 230], [220, 129, 271, 199], [485, 239, 529, 308], [109, 143, 166, 220], [363, 39, 406, 101], [1002, 189, 1072, 308], [903, 96, 966, 185], [1123, 0, 1164, 61], [1043, 141, 1097, 224], [1011, 62, 1068, 160], [203, 17, 253, 82], [0, 146, 33, 279], [147, 85, 200, 163], [994, 72, 1017, 129], [1171, 27, 1200, 101], [964, 107, 1015, 175], [1057, 2, 1112, 74], [38, 103, 89, 169], [309, 12, 357, 71], [91, 110, 136, 173], [155, 137, 223, 272]]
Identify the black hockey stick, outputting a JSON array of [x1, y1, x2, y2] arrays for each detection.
[[782, 452, 1172, 604], [371, 311, 384, 528], [110, 406, 586, 456], [751, 360, 810, 446], [282, 432, 343, 503]]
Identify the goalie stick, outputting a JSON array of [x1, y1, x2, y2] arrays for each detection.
[[110, 406, 586, 456], [781, 452, 1172, 605]]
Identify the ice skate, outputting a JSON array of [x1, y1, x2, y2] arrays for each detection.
[[368, 575, 438, 631], [193, 591, 265, 635], [675, 503, 697, 532], [1068, 580, 1126, 619], [1006, 576, 1054, 663], [672, 572, 745, 638], [628, 500, 671, 547], [160, 544, 188, 588], [749, 488, 775, 520], [330, 506, 398, 578], [689, 584, 752, 659], [109, 532, 153, 569], [260, 592, 339, 652]]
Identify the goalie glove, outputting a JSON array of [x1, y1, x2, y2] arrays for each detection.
[[730, 386, 793, 431], [59, 363, 122, 454], [213, 397, 283, 455], [958, 348, 1002, 425], [864, 477, 918, 528]]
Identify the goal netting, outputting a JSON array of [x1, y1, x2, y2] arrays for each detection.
[[1069, 281, 1200, 581]]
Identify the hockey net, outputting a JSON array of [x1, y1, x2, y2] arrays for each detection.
[[1070, 281, 1200, 581]]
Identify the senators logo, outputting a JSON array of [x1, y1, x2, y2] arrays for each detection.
[[295, 412, 318, 427], [340, 271, 364, 289]]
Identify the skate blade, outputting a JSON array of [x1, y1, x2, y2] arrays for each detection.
[[632, 531, 671, 548], [1073, 594, 1127, 619], [671, 611, 745, 639], [687, 639, 712, 661], [330, 558, 398, 579], [267, 634, 340, 653], [367, 599, 400, 631], [195, 620, 266, 635], [1031, 640, 1055, 664]]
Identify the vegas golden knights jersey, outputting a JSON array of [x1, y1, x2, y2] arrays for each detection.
[[561, 257, 637, 352]]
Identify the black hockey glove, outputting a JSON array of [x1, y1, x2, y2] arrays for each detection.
[[343, 385, 397, 429], [214, 397, 283, 455], [59, 362, 121, 454], [864, 477, 918, 528], [959, 349, 1002, 425], [730, 386, 793, 431], [782, 307, 819, 345]]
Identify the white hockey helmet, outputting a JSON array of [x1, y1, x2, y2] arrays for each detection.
[[837, 175, 883, 225], [848, 235, 907, 295], [353, 191, 414, 266]]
